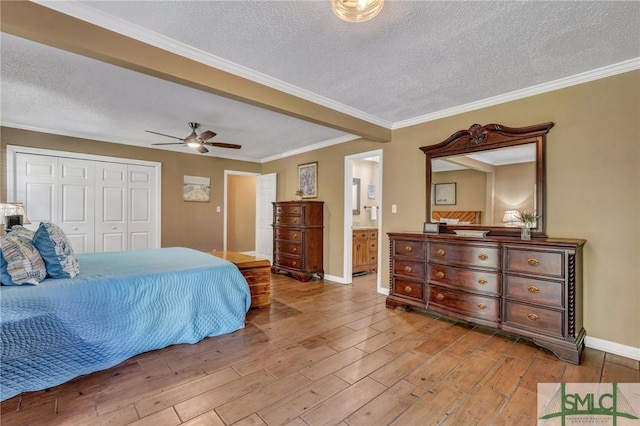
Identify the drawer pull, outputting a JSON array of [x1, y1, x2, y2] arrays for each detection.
[[404, 286, 413, 294], [404, 266, 412, 273], [527, 285, 540, 294], [292, 247, 297, 253], [528, 258, 540, 266], [293, 218, 298, 223], [478, 278, 488, 285], [435, 293, 444, 301], [436, 249, 445, 256], [477, 303, 487, 310], [293, 234, 298, 239], [292, 261, 297, 266], [527, 313, 539, 321], [435, 271, 445, 279], [478, 253, 489, 261], [404, 245, 413, 253]]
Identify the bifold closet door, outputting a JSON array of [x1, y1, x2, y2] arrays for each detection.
[[127, 164, 157, 250], [95, 162, 128, 252]]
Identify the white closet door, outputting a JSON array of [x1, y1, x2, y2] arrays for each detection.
[[59, 158, 95, 253], [95, 162, 128, 252], [127, 164, 157, 250], [255, 173, 277, 262], [15, 153, 57, 227]]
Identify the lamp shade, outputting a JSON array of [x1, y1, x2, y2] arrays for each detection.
[[331, 0, 384, 23], [502, 210, 522, 227]]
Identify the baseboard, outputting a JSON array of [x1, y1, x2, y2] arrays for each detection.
[[323, 274, 348, 284], [585, 336, 640, 361]]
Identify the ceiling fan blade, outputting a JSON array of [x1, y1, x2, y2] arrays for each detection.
[[151, 142, 187, 146], [195, 145, 209, 154], [145, 130, 185, 141], [198, 130, 217, 141], [203, 142, 242, 149]]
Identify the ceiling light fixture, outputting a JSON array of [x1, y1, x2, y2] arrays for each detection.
[[331, 0, 384, 23]]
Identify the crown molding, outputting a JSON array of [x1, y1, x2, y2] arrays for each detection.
[[34, 1, 391, 130], [394, 57, 640, 130]]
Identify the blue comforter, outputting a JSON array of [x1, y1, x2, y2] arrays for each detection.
[[0, 247, 251, 401]]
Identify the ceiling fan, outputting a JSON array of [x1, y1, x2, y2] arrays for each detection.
[[146, 122, 242, 154]]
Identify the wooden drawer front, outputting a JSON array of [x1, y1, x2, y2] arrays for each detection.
[[429, 265, 500, 296], [275, 215, 303, 225], [505, 248, 563, 278], [504, 302, 563, 338], [505, 276, 563, 308], [274, 228, 302, 241], [275, 204, 302, 216], [394, 240, 425, 259], [274, 254, 303, 270], [393, 259, 425, 280], [369, 230, 378, 240], [275, 241, 302, 256], [429, 243, 499, 269], [353, 231, 369, 239], [393, 278, 423, 301], [429, 286, 500, 321]]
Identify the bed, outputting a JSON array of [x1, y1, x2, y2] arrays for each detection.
[[0, 247, 251, 401], [432, 210, 482, 224]]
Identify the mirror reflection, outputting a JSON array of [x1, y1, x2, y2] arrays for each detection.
[[430, 143, 536, 227]]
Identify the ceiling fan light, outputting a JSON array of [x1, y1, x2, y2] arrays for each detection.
[[186, 141, 201, 148], [331, 0, 384, 23]]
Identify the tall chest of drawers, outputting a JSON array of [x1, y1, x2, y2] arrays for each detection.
[[272, 201, 324, 282], [387, 233, 586, 364]]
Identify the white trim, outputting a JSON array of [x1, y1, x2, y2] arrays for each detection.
[[394, 58, 640, 130], [6, 145, 162, 247], [344, 149, 384, 294], [585, 336, 640, 361], [223, 170, 260, 251], [323, 274, 348, 284], [259, 135, 361, 164], [34, 1, 390, 130]]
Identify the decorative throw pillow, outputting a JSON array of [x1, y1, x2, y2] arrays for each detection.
[[8, 225, 35, 240], [0, 234, 47, 285], [33, 222, 80, 279]]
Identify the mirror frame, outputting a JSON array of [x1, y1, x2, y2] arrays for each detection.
[[421, 122, 554, 237], [352, 178, 361, 215]]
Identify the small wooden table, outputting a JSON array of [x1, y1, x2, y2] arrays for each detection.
[[209, 251, 271, 309]]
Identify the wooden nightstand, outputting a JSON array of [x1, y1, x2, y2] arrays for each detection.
[[209, 251, 271, 309]]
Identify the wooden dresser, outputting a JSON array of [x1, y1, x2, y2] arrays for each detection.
[[387, 232, 586, 364], [272, 201, 324, 281], [352, 228, 378, 274]]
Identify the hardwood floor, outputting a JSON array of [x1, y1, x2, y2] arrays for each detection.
[[2, 273, 639, 425]]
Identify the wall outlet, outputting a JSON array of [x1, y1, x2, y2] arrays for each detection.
[[392, 204, 397, 213], [216, 206, 221, 213]]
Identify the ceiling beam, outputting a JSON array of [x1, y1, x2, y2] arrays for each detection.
[[0, 1, 391, 142]]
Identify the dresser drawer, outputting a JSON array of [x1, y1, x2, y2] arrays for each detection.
[[275, 215, 304, 226], [429, 264, 500, 296], [429, 243, 500, 269], [504, 301, 564, 338], [274, 253, 303, 270], [353, 230, 369, 239], [275, 204, 303, 216], [275, 241, 302, 256], [274, 228, 302, 241], [428, 286, 500, 321], [369, 230, 378, 240], [393, 278, 424, 301], [394, 240, 425, 259], [393, 259, 425, 280], [505, 248, 563, 278], [505, 276, 563, 308]]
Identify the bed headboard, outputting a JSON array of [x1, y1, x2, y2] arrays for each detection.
[[432, 211, 482, 224]]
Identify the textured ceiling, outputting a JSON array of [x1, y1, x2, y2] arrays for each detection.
[[1, 1, 639, 162]]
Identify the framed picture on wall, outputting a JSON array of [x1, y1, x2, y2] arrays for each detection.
[[434, 182, 456, 205], [183, 175, 211, 202], [298, 162, 318, 198], [367, 184, 376, 199]]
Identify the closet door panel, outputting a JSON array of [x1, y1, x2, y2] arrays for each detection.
[[127, 165, 157, 250], [95, 163, 127, 252], [59, 158, 95, 253], [15, 153, 57, 225]]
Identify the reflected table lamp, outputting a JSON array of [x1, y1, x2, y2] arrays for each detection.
[[502, 210, 523, 228]]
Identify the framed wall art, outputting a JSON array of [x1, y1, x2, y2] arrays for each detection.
[[434, 182, 456, 205], [298, 162, 318, 198], [183, 175, 211, 202]]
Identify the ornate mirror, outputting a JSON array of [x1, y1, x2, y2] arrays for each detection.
[[421, 122, 554, 237]]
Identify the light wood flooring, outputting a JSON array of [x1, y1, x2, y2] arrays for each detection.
[[2, 273, 639, 425]]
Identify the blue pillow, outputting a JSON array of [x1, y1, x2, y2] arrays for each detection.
[[33, 222, 80, 279], [1, 235, 47, 285]]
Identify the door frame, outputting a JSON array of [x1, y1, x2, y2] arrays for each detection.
[[344, 149, 386, 294], [223, 170, 260, 252], [6, 145, 162, 246]]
